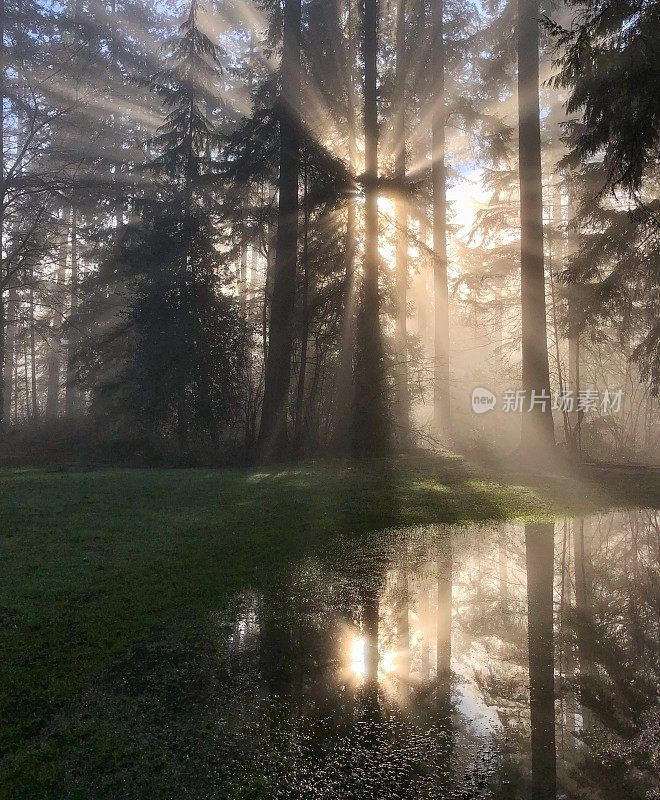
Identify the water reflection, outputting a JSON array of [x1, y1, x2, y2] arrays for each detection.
[[216, 510, 659, 799]]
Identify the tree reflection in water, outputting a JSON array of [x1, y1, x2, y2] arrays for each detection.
[[216, 511, 659, 799]]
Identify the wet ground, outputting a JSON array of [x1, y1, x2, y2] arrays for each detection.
[[215, 511, 659, 799]]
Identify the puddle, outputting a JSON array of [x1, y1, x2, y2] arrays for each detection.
[[215, 510, 659, 799]]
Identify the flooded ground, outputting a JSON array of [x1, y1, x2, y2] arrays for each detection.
[[216, 510, 659, 799]]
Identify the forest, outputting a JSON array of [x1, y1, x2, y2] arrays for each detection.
[[1, 1, 659, 798], [1, 0, 657, 466]]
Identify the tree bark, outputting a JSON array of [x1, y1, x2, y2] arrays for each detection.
[[23, 335, 30, 420], [432, 0, 451, 438], [394, 0, 410, 449], [294, 158, 310, 454], [65, 206, 80, 415], [46, 212, 70, 419], [518, 0, 555, 453], [332, 0, 358, 452], [354, 0, 387, 455], [567, 192, 581, 452], [258, 0, 302, 460], [0, 0, 6, 426], [0, 290, 5, 427], [332, 198, 358, 451], [2, 285, 18, 423], [238, 204, 248, 319], [29, 281, 37, 419]]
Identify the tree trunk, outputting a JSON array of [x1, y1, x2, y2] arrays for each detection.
[[432, 0, 451, 438], [394, 0, 410, 449], [23, 335, 30, 420], [333, 199, 358, 451], [0, 290, 5, 427], [239, 204, 248, 319], [258, 0, 302, 461], [46, 212, 70, 419], [354, 0, 387, 455], [45, 335, 61, 419], [29, 281, 37, 419], [332, 0, 358, 452], [567, 195, 581, 453], [262, 213, 276, 360], [294, 159, 310, 453], [525, 522, 557, 800], [549, 184, 570, 443], [518, 0, 555, 453], [2, 285, 18, 423], [65, 206, 80, 415], [0, 0, 6, 427], [11, 345, 18, 424]]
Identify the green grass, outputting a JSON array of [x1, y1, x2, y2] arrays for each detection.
[[1, 455, 658, 797]]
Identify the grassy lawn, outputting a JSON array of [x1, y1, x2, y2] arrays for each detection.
[[1, 455, 658, 798]]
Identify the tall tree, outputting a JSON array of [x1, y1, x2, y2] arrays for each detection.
[[0, 0, 53, 424], [75, 0, 244, 447], [65, 207, 80, 414], [354, 0, 388, 455], [41, 0, 163, 419], [431, 0, 451, 439], [0, 0, 6, 425], [45, 214, 70, 419], [548, 0, 660, 396], [394, 0, 410, 447], [518, 0, 555, 453], [258, 0, 302, 460]]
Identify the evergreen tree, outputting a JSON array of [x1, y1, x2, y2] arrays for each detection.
[[548, 0, 660, 395], [258, 0, 303, 460], [518, 0, 555, 453], [76, 0, 245, 448], [354, 0, 388, 455], [431, 0, 452, 439], [41, 0, 164, 418]]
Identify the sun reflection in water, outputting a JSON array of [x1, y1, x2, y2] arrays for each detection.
[[380, 649, 396, 674], [350, 635, 366, 679], [348, 634, 399, 679]]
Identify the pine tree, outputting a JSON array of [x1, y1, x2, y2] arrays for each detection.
[[258, 0, 302, 460], [76, 0, 245, 448], [431, 0, 452, 440], [394, 0, 411, 448], [42, 0, 164, 418], [354, 0, 388, 455], [548, 0, 660, 396], [518, 0, 555, 453]]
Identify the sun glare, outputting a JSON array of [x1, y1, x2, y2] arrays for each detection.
[[448, 171, 490, 241], [350, 635, 367, 679], [348, 632, 399, 680]]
